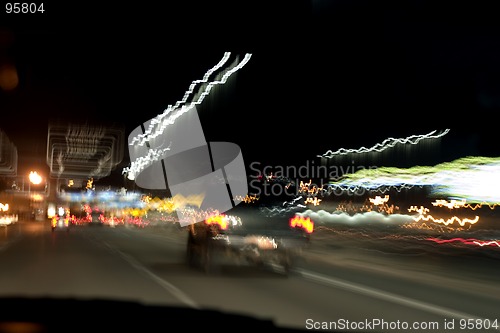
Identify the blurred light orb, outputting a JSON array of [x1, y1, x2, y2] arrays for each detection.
[[29, 171, 42, 185], [0, 63, 19, 91]]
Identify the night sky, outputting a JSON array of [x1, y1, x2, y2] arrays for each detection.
[[1, 1, 500, 187]]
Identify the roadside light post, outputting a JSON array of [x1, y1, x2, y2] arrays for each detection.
[[29, 171, 42, 187], [28, 171, 43, 220]]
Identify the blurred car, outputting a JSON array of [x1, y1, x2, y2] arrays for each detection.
[[186, 185, 313, 276], [0, 213, 18, 227], [51, 215, 70, 232], [187, 212, 311, 276]]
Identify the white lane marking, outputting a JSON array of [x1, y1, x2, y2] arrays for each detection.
[[102, 241, 199, 309], [296, 268, 497, 328]]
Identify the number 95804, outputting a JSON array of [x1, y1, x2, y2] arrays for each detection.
[[5, 3, 45, 14]]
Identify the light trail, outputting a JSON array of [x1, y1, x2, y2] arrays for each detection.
[[412, 214, 480, 227], [318, 129, 450, 158], [123, 52, 252, 180], [128, 52, 252, 147], [328, 156, 500, 203], [427, 237, 500, 248]]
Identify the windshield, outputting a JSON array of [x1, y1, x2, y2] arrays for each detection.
[[1, 2, 500, 332]]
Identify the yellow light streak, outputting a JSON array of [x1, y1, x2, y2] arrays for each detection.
[[412, 214, 479, 226]]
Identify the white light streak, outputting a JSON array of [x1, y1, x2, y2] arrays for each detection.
[[128, 52, 252, 147], [328, 157, 500, 204], [122, 145, 171, 181], [318, 129, 450, 158]]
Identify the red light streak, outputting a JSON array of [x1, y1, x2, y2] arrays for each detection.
[[426, 237, 500, 248]]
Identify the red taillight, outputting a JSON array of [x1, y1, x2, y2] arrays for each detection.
[[205, 214, 228, 230], [289, 215, 314, 234]]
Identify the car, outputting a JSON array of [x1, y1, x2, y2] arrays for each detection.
[[186, 196, 313, 276], [51, 215, 70, 232]]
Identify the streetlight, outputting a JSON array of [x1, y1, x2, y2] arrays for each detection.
[[28, 171, 43, 194], [28, 171, 43, 220], [29, 171, 42, 186]]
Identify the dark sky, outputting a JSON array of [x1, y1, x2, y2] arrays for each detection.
[[1, 1, 500, 187]]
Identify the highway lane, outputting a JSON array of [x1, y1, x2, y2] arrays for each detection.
[[0, 220, 499, 332]]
